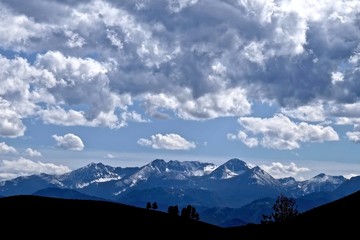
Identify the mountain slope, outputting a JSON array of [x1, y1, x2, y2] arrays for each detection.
[[225, 190, 360, 239], [0, 195, 223, 239], [0, 173, 63, 196]]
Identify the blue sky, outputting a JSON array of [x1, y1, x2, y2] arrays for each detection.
[[1, 0, 360, 181]]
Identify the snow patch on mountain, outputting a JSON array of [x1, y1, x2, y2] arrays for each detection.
[[250, 167, 279, 186], [298, 173, 347, 194], [209, 158, 250, 179]]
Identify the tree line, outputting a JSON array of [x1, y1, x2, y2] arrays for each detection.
[[146, 193, 298, 225], [146, 201, 200, 220]]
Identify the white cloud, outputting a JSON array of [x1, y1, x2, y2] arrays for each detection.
[[0, 0, 359, 136], [227, 131, 259, 148], [65, 30, 86, 48], [0, 3, 50, 51], [25, 148, 42, 157], [331, 71, 344, 85], [137, 133, 196, 150], [281, 104, 326, 122], [141, 87, 251, 120], [0, 158, 70, 181], [0, 106, 26, 138], [243, 41, 266, 65], [106, 153, 115, 159], [52, 133, 84, 151], [230, 114, 339, 150], [346, 131, 360, 143], [260, 162, 310, 179], [331, 102, 360, 118], [0, 142, 17, 154]]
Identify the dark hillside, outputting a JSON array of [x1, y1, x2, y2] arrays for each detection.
[[225, 190, 360, 239], [0, 195, 222, 239], [2, 191, 360, 239]]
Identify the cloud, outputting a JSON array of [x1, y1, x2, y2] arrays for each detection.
[[331, 102, 360, 118], [137, 133, 196, 150], [0, 142, 17, 154], [0, 104, 26, 138], [280, 103, 326, 122], [25, 148, 42, 157], [229, 114, 339, 150], [141, 87, 251, 120], [0, 54, 57, 138], [0, 157, 70, 181], [0, 3, 50, 51], [0, 0, 359, 134], [52, 133, 84, 151], [260, 162, 310, 179], [346, 131, 360, 143], [106, 153, 115, 159]]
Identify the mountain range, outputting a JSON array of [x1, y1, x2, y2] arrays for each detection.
[[1, 158, 359, 226]]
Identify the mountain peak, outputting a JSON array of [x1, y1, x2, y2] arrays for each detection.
[[85, 162, 106, 169], [222, 158, 250, 171], [59, 162, 120, 188], [314, 173, 327, 178], [209, 158, 250, 179], [219, 158, 249, 171], [149, 159, 167, 167]]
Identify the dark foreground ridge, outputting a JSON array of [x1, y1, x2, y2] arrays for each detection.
[[0, 195, 222, 239], [1, 191, 360, 239]]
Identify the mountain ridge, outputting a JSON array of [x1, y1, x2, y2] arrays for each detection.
[[0, 158, 357, 227]]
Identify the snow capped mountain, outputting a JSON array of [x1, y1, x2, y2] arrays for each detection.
[[0, 173, 63, 196], [278, 177, 297, 186], [208, 158, 249, 179], [59, 162, 122, 188], [298, 173, 347, 194], [0, 158, 351, 213], [125, 159, 217, 186], [246, 166, 280, 186]]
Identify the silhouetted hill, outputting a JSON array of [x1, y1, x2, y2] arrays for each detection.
[[0, 195, 222, 239], [225, 190, 360, 239], [1, 191, 360, 239]]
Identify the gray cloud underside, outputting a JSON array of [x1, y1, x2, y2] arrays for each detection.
[[1, 0, 360, 147]]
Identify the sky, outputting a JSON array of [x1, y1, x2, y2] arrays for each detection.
[[1, 0, 360, 181]]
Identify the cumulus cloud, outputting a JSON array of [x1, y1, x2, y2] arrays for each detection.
[[0, 142, 17, 154], [281, 104, 326, 122], [141, 87, 251, 120], [0, 158, 70, 181], [25, 148, 42, 157], [52, 133, 84, 151], [229, 114, 339, 150], [137, 133, 196, 150], [346, 132, 360, 143], [0, 0, 359, 138], [260, 162, 310, 179]]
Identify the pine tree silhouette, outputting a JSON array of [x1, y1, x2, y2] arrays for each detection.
[[261, 194, 299, 224]]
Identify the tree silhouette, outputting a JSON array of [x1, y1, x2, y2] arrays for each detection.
[[152, 202, 158, 210], [181, 205, 200, 220], [167, 205, 179, 217], [146, 201, 152, 210], [261, 194, 299, 224]]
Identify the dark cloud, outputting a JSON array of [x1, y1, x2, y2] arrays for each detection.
[[1, 0, 360, 131]]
